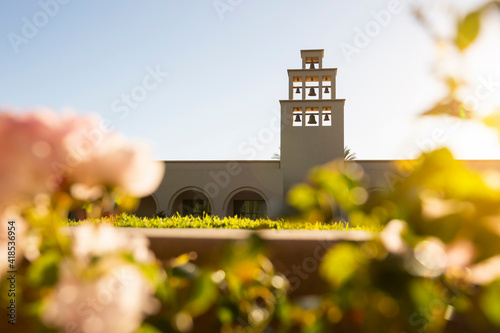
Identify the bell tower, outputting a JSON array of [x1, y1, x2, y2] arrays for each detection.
[[280, 49, 345, 196]]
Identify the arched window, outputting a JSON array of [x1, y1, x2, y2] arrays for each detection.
[[226, 189, 268, 219], [171, 189, 212, 217]]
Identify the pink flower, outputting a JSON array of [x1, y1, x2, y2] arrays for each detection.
[[42, 261, 158, 333], [445, 239, 475, 269], [71, 224, 155, 264], [468, 255, 500, 285], [0, 109, 69, 207], [0, 108, 164, 207], [407, 239, 447, 278], [67, 133, 164, 198], [379, 219, 409, 255], [42, 224, 159, 333]]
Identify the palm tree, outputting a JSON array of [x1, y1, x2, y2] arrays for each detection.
[[271, 147, 281, 160], [344, 146, 356, 161]]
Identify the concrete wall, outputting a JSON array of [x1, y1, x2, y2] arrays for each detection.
[[150, 159, 500, 219], [354, 159, 500, 193], [153, 161, 283, 217], [354, 160, 401, 192], [281, 99, 345, 195], [281, 51, 344, 196]]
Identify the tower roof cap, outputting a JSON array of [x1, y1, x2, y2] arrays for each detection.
[[300, 49, 324, 58]]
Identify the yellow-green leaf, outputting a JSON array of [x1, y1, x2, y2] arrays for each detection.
[[420, 99, 472, 118], [455, 10, 481, 51], [288, 184, 317, 211], [480, 280, 500, 327], [319, 243, 364, 288], [27, 250, 60, 287], [184, 273, 218, 317], [483, 111, 500, 140]]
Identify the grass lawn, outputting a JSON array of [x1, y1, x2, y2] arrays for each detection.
[[68, 213, 380, 231]]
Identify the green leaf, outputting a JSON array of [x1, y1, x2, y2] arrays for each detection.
[[409, 279, 439, 319], [319, 243, 364, 288], [217, 307, 235, 324], [184, 273, 218, 317], [137, 323, 163, 333], [172, 263, 199, 279], [455, 10, 481, 51], [480, 280, 500, 327], [27, 250, 60, 287]]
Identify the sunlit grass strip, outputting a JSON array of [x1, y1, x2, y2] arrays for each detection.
[[68, 213, 380, 231]]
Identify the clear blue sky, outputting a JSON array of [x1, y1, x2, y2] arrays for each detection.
[[2, 0, 500, 160]]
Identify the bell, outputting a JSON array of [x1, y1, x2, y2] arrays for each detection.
[[324, 87, 330, 94], [324, 114, 330, 121], [294, 114, 301, 122], [308, 87, 316, 97], [310, 62, 316, 69], [307, 115, 317, 125], [295, 87, 300, 94]]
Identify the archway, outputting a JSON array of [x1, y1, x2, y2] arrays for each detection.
[[135, 195, 158, 218], [225, 188, 268, 219], [170, 188, 212, 217]]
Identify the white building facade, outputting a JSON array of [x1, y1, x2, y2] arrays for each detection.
[[136, 49, 500, 219]]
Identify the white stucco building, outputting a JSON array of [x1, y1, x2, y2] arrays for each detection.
[[135, 49, 500, 219]]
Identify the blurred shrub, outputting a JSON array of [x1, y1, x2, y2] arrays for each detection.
[[288, 148, 500, 332]]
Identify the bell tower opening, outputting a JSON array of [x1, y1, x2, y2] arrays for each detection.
[[291, 50, 335, 102], [301, 49, 323, 70], [281, 49, 345, 196]]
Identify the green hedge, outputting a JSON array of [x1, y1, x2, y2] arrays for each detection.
[[68, 212, 380, 231]]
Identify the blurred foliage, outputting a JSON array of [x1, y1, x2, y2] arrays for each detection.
[[415, 1, 500, 130], [141, 235, 290, 333], [289, 160, 368, 224], [288, 147, 500, 332], [286, 7, 500, 330]]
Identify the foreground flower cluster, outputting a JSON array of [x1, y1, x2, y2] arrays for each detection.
[[0, 109, 165, 333], [41, 225, 159, 333], [0, 109, 164, 209], [0, 110, 293, 333]]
